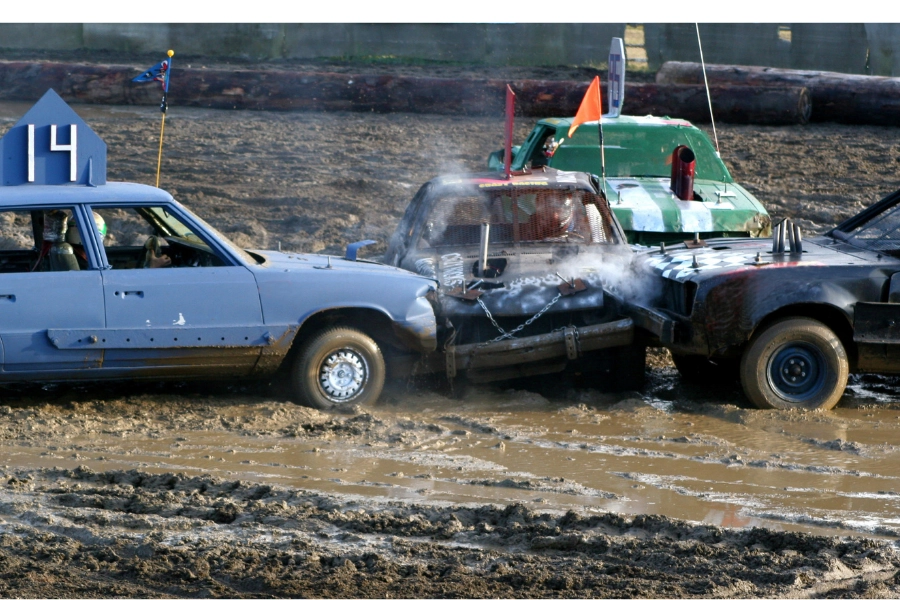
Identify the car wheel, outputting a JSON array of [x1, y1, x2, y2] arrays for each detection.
[[740, 317, 848, 410], [292, 327, 385, 411], [672, 353, 739, 383]]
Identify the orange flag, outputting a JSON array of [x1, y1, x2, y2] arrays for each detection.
[[567, 76, 602, 138]]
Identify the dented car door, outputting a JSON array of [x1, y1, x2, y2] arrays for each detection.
[[91, 204, 266, 377]]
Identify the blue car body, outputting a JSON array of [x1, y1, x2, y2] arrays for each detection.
[[0, 90, 437, 408]]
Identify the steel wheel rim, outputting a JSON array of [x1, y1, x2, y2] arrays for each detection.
[[319, 348, 368, 402], [767, 342, 826, 402]]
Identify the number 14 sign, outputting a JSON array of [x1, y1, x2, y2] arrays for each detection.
[[0, 89, 107, 187]]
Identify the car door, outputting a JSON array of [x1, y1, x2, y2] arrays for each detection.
[[90, 204, 267, 378], [854, 271, 900, 373], [0, 206, 105, 377]]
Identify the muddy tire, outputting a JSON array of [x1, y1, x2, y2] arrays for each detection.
[[672, 353, 739, 383], [740, 317, 848, 410], [292, 327, 385, 411]]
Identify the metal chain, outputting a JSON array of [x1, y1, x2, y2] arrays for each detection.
[[476, 293, 562, 347]]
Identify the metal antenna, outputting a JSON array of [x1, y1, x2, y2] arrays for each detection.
[[695, 24, 720, 157]]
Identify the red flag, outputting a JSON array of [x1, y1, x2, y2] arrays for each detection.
[[503, 85, 515, 179], [567, 76, 602, 138]]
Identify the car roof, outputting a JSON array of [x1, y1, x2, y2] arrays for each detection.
[[426, 168, 597, 191], [537, 114, 696, 130], [0, 181, 173, 208]]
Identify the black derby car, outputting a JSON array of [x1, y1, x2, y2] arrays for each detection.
[[637, 188, 900, 410]]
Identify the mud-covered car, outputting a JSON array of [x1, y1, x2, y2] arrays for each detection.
[[0, 90, 438, 410], [637, 189, 900, 410], [384, 167, 647, 389], [489, 115, 771, 246]]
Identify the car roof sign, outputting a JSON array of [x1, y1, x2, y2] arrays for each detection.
[[608, 37, 625, 118], [0, 89, 107, 187]]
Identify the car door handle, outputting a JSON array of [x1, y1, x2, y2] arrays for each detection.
[[114, 290, 144, 298], [0, 294, 14, 302]]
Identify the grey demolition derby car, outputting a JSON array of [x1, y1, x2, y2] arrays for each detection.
[[638, 188, 900, 410], [384, 167, 649, 389], [0, 90, 438, 410]]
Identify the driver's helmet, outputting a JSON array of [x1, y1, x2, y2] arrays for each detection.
[[66, 212, 107, 245], [542, 194, 575, 231]]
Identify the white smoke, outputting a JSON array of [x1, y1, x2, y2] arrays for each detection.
[[555, 248, 664, 307]]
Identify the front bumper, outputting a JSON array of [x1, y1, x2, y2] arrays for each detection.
[[413, 317, 634, 381]]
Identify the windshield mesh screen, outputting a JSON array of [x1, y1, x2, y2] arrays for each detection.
[[846, 204, 900, 253], [423, 189, 614, 247]]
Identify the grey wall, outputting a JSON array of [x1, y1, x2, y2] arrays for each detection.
[[1, 23, 900, 75]]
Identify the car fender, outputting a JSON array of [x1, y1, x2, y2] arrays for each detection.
[[697, 272, 860, 356], [251, 259, 438, 355]]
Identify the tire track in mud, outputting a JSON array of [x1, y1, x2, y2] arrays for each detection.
[[0, 467, 897, 598]]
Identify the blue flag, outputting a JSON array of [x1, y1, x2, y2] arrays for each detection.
[[132, 56, 172, 93]]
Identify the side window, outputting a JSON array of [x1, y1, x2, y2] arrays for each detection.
[[526, 127, 559, 169], [92, 206, 226, 270], [0, 208, 85, 273]]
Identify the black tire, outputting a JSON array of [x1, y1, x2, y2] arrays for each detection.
[[740, 317, 848, 410], [291, 327, 385, 411], [672, 353, 739, 383]]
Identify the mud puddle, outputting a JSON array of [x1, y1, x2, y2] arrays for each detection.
[[2, 367, 900, 544]]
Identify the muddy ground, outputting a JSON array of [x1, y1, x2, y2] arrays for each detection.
[[1, 58, 900, 597]]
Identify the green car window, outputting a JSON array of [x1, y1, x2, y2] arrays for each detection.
[[549, 124, 732, 183]]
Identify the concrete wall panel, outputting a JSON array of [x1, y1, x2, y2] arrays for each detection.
[[866, 23, 900, 76], [644, 24, 789, 71], [1, 23, 899, 76], [0, 24, 83, 50], [791, 23, 868, 73]]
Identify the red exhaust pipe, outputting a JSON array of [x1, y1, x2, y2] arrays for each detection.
[[670, 145, 696, 200]]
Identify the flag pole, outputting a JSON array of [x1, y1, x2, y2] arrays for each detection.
[[155, 49, 174, 188], [503, 84, 515, 180], [155, 112, 166, 188]]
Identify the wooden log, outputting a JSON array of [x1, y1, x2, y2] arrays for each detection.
[[0, 60, 808, 124], [618, 83, 811, 125], [656, 61, 900, 125]]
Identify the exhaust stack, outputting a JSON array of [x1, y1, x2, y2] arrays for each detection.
[[479, 221, 490, 276], [670, 145, 696, 200]]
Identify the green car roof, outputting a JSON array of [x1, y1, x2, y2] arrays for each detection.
[[525, 115, 732, 182], [491, 115, 771, 244]]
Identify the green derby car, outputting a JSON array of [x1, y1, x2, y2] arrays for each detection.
[[488, 115, 771, 245]]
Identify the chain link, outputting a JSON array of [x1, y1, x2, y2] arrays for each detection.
[[476, 293, 562, 348]]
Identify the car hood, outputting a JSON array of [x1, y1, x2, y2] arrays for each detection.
[[604, 177, 770, 236], [254, 250, 437, 282], [637, 236, 883, 284]]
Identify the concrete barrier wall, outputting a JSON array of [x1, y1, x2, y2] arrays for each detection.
[[1, 23, 899, 75]]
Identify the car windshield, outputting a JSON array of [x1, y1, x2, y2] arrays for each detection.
[[551, 124, 732, 182], [837, 199, 900, 255], [419, 186, 616, 247], [145, 205, 259, 264]]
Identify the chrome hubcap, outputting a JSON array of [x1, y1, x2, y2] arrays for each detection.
[[319, 349, 367, 402]]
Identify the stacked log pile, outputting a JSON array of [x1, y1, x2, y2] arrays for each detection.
[[0, 59, 892, 125], [657, 61, 900, 126]]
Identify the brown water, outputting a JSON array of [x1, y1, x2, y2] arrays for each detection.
[[4, 369, 899, 542]]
